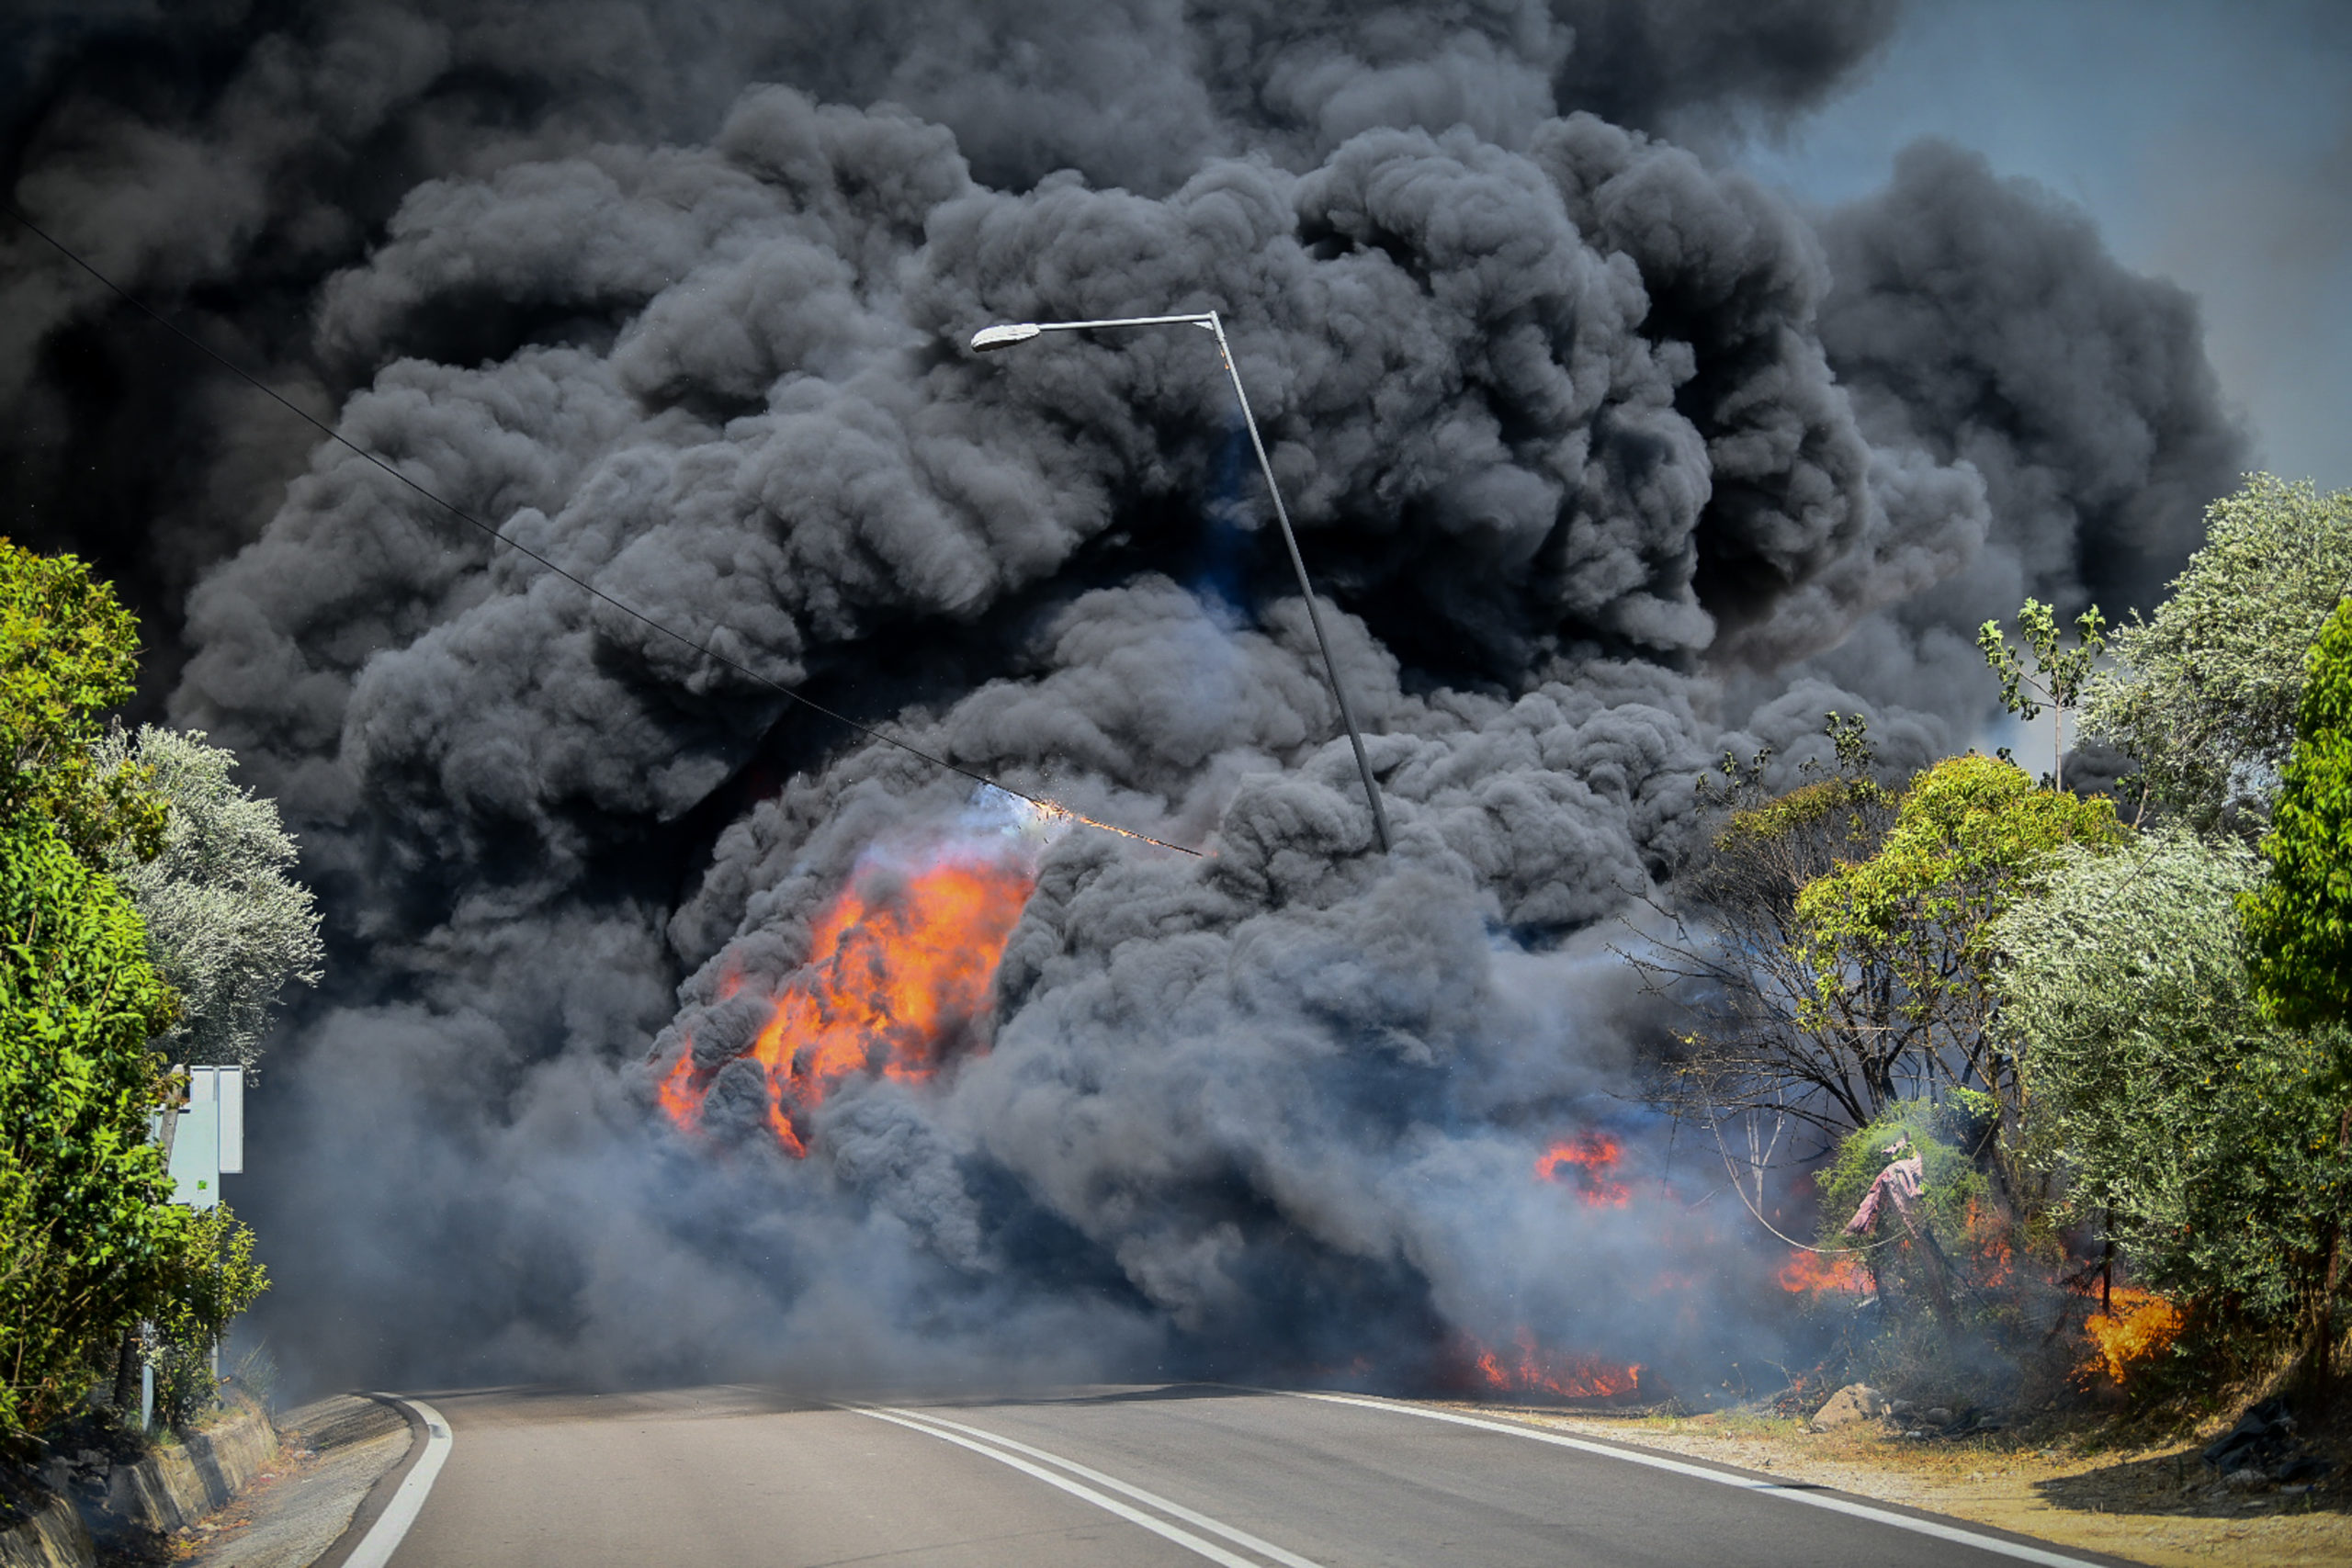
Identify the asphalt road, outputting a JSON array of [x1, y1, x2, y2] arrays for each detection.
[[375, 1384, 2136, 1568]]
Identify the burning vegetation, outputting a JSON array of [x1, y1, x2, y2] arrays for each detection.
[[1464, 1331, 1644, 1404], [1535, 1134, 1631, 1208]]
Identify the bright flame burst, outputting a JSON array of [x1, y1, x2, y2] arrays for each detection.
[[658, 836, 1038, 1155], [1777, 1249, 1870, 1294], [2079, 1286, 2185, 1387], [1535, 1133, 1630, 1207], [1471, 1330, 1642, 1402]]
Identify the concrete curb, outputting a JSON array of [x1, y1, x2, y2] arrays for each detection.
[[76, 1401, 279, 1541], [306, 1398, 431, 1568], [322, 1398, 448, 1568], [0, 1493, 94, 1568], [85, 1401, 278, 1542], [2, 1395, 276, 1567]]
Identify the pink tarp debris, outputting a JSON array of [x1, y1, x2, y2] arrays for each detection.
[[1845, 1145, 1924, 1236]]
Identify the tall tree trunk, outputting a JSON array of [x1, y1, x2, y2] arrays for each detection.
[[110, 1329, 138, 1413], [2312, 1105, 2350, 1398]]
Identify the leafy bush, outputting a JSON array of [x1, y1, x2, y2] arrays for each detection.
[[2243, 596, 2352, 1029], [1996, 826, 2351, 1342], [0, 809, 184, 1438], [147, 1205, 269, 1429], [0, 540, 163, 861], [1814, 1099, 2067, 1397]]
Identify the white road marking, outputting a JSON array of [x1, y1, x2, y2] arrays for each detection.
[[847, 1404, 1327, 1568], [341, 1395, 453, 1568], [1294, 1392, 2113, 1568], [877, 1405, 1327, 1568]]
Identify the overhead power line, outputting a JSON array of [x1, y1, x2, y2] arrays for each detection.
[[4, 205, 1201, 858]]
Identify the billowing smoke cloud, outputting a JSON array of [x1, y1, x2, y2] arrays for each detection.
[[5, 2, 2243, 1393]]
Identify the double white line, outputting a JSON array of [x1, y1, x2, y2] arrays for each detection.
[[846, 1404, 1328, 1568]]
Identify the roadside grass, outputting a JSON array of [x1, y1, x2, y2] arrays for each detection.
[[1432, 1399, 2351, 1568]]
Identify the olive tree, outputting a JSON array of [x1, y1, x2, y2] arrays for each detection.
[[92, 726, 322, 1068], [2082, 474, 2352, 828], [1996, 827, 2348, 1367]]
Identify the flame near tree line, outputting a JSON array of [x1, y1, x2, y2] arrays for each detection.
[[1457, 1132, 1645, 1401], [650, 818, 2178, 1400], [1772, 1205, 2186, 1387]]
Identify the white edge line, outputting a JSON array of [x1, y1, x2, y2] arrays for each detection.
[[846, 1405, 1267, 1568], [1291, 1393, 2109, 1568], [339, 1395, 454, 1568], [876, 1405, 1327, 1568]]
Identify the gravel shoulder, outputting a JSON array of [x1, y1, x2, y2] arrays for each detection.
[[166, 1398, 411, 1568], [1436, 1403, 2351, 1568]]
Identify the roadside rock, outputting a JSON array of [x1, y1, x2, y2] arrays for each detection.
[[1808, 1383, 1887, 1431], [2203, 1399, 2334, 1488]]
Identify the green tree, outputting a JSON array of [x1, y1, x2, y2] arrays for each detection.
[[0, 547, 275, 1443], [2237, 595, 2352, 1384], [1996, 828, 2349, 1363], [2242, 596, 2352, 1028], [0, 810, 187, 1439], [2081, 474, 2352, 828], [92, 726, 322, 1068], [1978, 599, 2106, 792], [1793, 754, 2124, 1133], [0, 540, 164, 861], [1637, 717, 1903, 1136]]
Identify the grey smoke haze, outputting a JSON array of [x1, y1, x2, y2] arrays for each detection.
[[3, 1, 2246, 1393]]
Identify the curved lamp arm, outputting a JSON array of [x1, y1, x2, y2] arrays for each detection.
[[967, 311, 1393, 853]]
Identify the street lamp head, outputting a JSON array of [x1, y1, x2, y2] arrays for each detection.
[[970, 322, 1043, 353]]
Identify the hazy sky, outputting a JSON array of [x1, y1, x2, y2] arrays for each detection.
[[1745, 0, 2350, 492]]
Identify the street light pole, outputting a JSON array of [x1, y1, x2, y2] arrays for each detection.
[[970, 311, 1394, 853]]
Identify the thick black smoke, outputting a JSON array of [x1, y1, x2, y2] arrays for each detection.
[[4, 3, 2244, 1393]]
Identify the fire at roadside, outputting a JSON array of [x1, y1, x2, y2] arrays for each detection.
[[647, 818, 1805, 1405]]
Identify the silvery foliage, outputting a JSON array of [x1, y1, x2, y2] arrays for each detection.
[[2082, 474, 2352, 829], [1992, 824, 2344, 1314], [95, 725, 322, 1067]]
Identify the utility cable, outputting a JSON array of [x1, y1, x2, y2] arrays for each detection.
[[6, 205, 1202, 857]]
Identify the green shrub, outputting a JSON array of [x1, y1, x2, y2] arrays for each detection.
[[0, 809, 185, 1439]]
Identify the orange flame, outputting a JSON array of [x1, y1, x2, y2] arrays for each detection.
[[1777, 1249, 1869, 1293], [1470, 1330, 1642, 1401], [2078, 1286, 2184, 1387], [1535, 1133, 1630, 1208], [658, 841, 1035, 1155]]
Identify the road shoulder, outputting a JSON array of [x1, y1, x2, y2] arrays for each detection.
[[1434, 1403, 2347, 1568], [174, 1398, 411, 1568]]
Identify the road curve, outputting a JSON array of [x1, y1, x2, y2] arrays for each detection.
[[374, 1383, 2143, 1568]]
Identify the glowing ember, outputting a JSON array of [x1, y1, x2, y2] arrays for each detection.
[[1777, 1249, 1869, 1294], [1535, 1133, 1630, 1207], [1962, 1199, 2021, 1289], [2079, 1286, 2185, 1387], [659, 840, 1036, 1154], [1471, 1330, 1642, 1402]]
